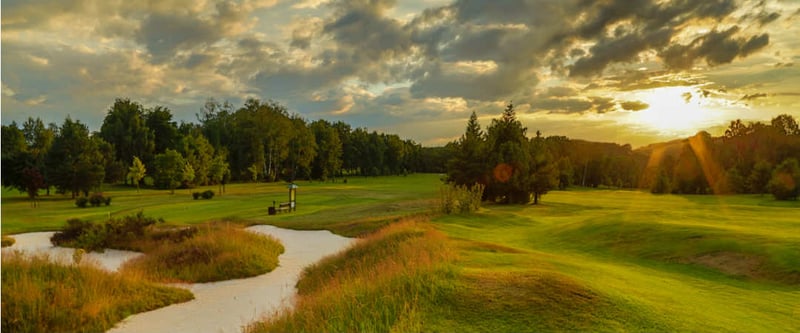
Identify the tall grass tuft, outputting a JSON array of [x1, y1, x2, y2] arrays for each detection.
[[246, 217, 456, 333], [1, 251, 193, 333], [121, 223, 284, 283]]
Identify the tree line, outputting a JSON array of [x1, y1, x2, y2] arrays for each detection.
[[4, 97, 799, 205], [2, 98, 432, 203], [445, 105, 800, 203]]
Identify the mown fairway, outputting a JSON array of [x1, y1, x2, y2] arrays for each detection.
[[3, 175, 799, 332]]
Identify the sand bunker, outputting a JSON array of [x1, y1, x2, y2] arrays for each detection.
[[3, 231, 143, 271], [107, 225, 353, 333], [3, 225, 354, 333]]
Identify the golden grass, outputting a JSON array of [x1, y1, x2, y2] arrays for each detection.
[[120, 223, 284, 283], [1, 251, 193, 333], [246, 216, 456, 333]]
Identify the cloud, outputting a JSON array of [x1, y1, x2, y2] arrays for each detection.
[[741, 93, 768, 100], [620, 100, 649, 111], [661, 27, 770, 70]]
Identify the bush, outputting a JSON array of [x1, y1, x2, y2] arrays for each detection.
[[440, 183, 484, 214], [75, 197, 89, 208], [193, 190, 215, 200], [89, 193, 105, 207], [51, 212, 163, 252]]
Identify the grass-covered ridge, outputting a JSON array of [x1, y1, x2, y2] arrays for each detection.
[[1, 251, 193, 333], [246, 217, 457, 333], [121, 223, 284, 283]]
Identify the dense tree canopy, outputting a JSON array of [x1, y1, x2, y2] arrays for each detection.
[[3, 96, 798, 205]]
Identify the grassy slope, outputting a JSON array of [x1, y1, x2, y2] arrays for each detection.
[[434, 191, 800, 332]]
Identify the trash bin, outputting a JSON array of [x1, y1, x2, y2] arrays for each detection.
[[268, 206, 276, 215]]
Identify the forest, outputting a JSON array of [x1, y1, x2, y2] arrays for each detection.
[[2, 98, 799, 204]]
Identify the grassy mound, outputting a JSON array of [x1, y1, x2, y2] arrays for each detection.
[[121, 224, 284, 283], [246, 217, 456, 333], [1, 251, 193, 333], [550, 215, 800, 284], [49, 213, 285, 283]]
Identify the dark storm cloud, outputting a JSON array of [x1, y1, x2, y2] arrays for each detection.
[[660, 27, 769, 70], [566, 0, 763, 77], [570, 28, 674, 77], [620, 101, 649, 111]]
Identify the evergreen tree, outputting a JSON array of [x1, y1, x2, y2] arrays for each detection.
[[46, 117, 106, 198], [447, 111, 488, 189], [485, 102, 533, 204]]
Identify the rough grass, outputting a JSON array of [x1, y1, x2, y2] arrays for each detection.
[[245, 217, 457, 333], [1, 251, 193, 333], [120, 223, 284, 283]]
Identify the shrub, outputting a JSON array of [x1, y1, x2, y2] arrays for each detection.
[[440, 183, 484, 214], [51, 212, 163, 252], [89, 193, 105, 207], [201, 190, 215, 199], [192, 192, 201, 200], [75, 197, 89, 208]]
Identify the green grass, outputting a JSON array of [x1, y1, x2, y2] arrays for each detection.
[[4, 176, 800, 332], [1, 251, 193, 333], [432, 190, 800, 332], [1, 174, 440, 236], [120, 223, 285, 283]]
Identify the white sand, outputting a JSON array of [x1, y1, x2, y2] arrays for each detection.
[[106, 225, 354, 333], [4, 226, 354, 333], [2, 232, 143, 271]]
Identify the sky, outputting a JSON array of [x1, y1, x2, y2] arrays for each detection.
[[2, 0, 799, 148]]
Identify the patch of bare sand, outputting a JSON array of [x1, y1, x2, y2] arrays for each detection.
[[106, 225, 354, 333], [684, 251, 765, 279]]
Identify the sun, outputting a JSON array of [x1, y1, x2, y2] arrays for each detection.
[[627, 86, 721, 136]]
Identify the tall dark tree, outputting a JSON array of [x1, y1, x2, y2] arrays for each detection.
[[310, 120, 343, 181], [284, 116, 317, 181], [99, 98, 155, 180], [146, 106, 180, 154], [447, 111, 487, 188], [529, 131, 559, 204], [484, 103, 533, 203], [46, 117, 106, 198]]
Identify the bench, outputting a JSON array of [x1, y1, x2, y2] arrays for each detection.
[[270, 201, 292, 215], [277, 202, 292, 212]]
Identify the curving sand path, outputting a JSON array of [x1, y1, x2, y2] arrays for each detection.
[[3, 226, 354, 333]]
